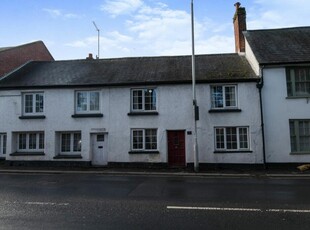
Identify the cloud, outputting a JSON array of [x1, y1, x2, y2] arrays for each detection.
[[100, 0, 143, 17], [43, 8, 80, 19]]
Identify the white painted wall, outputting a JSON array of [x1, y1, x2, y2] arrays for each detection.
[[262, 68, 310, 162], [245, 39, 260, 76], [0, 82, 263, 164]]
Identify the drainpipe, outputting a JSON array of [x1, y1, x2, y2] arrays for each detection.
[[256, 65, 267, 169]]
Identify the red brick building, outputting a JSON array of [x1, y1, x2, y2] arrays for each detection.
[[0, 41, 54, 77]]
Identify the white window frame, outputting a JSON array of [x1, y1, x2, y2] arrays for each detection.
[[59, 132, 82, 154], [17, 132, 44, 152], [75, 91, 100, 114], [131, 88, 157, 112], [214, 127, 250, 151], [211, 85, 238, 109], [0, 134, 6, 155], [131, 129, 158, 151], [23, 92, 44, 115]]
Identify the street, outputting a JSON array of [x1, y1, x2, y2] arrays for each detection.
[[0, 173, 309, 229]]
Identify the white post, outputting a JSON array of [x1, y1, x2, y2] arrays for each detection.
[[93, 21, 100, 59], [191, 0, 199, 172]]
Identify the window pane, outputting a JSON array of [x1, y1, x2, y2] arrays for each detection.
[[90, 92, 99, 111], [35, 94, 44, 113], [25, 95, 33, 113], [287, 67, 310, 97], [144, 89, 156, 111], [215, 128, 225, 149], [132, 130, 143, 149], [77, 92, 88, 111], [225, 86, 236, 107], [3, 134, 6, 154], [39, 133, 44, 149], [61, 133, 71, 152], [73, 133, 82, 152], [19, 134, 27, 150], [211, 86, 223, 108], [28, 133, 37, 149], [239, 128, 248, 149], [145, 129, 157, 150], [299, 121, 310, 151], [226, 127, 237, 149], [132, 90, 143, 110]]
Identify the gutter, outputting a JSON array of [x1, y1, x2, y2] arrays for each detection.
[[256, 65, 267, 169]]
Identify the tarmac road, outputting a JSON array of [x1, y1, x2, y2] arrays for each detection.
[[0, 173, 309, 230]]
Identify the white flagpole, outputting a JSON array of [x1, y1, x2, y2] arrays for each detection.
[[191, 0, 199, 172]]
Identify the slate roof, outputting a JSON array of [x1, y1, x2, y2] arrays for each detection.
[[244, 27, 310, 65], [0, 41, 54, 77], [0, 53, 258, 89]]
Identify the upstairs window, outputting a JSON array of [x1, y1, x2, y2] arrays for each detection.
[[286, 67, 310, 97], [17, 132, 44, 152], [76, 91, 100, 113], [215, 127, 249, 151], [211, 85, 237, 109], [0, 134, 6, 155], [23, 92, 44, 115], [290, 120, 310, 153], [131, 89, 157, 112]]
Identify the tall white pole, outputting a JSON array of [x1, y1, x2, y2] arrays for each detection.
[[191, 0, 199, 172], [93, 21, 100, 59]]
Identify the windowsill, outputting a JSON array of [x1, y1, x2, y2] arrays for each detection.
[[127, 112, 159, 116], [209, 109, 242, 113], [10, 152, 45, 156], [53, 154, 83, 159], [286, 96, 310, 99], [290, 151, 310, 155], [214, 150, 252, 154], [71, 113, 103, 118], [128, 150, 160, 154], [19, 115, 46, 119]]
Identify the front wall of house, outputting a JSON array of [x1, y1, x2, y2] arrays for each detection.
[[0, 82, 262, 164], [263, 68, 310, 162]]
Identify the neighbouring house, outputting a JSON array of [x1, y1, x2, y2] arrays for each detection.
[[0, 41, 54, 78], [231, 2, 310, 164], [0, 55, 263, 166]]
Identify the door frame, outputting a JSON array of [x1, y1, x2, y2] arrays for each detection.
[[167, 130, 186, 167]]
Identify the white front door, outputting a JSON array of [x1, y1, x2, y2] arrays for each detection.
[[92, 133, 107, 166]]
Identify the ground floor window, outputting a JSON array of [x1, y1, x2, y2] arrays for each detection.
[[0, 134, 6, 154], [132, 129, 157, 151], [17, 132, 44, 152], [290, 120, 310, 153], [215, 127, 249, 151], [60, 132, 82, 154]]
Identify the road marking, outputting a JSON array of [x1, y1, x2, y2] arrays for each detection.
[[167, 206, 310, 214], [25, 201, 69, 206], [267, 209, 310, 213], [167, 206, 261, 212]]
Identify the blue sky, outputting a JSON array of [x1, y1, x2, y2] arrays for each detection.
[[1, 0, 310, 60]]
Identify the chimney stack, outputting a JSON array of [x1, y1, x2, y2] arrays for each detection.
[[233, 2, 247, 53], [86, 53, 94, 60]]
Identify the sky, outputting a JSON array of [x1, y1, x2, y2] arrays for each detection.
[[1, 0, 310, 60]]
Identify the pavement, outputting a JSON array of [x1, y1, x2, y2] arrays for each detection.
[[0, 161, 310, 177]]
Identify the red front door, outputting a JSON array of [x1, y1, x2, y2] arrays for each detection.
[[168, 131, 186, 167]]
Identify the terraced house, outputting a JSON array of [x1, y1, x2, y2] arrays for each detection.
[[0, 3, 309, 167]]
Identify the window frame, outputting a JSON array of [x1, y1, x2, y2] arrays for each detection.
[[286, 67, 310, 97], [59, 132, 82, 154], [0, 134, 7, 155], [16, 132, 44, 152], [210, 85, 238, 109], [214, 126, 250, 152], [22, 92, 44, 116], [75, 91, 101, 114], [131, 88, 157, 112], [131, 129, 158, 151], [289, 120, 310, 154]]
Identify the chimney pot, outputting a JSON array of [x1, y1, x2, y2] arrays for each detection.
[[86, 53, 94, 60], [234, 2, 241, 9]]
